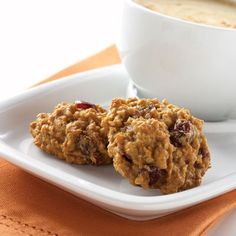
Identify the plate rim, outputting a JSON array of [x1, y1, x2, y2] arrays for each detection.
[[0, 139, 235, 212], [0, 65, 235, 213]]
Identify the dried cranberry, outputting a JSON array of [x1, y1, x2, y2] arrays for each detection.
[[93, 153, 105, 166], [144, 166, 161, 186], [174, 120, 190, 133], [76, 135, 93, 155], [139, 104, 155, 116], [170, 120, 191, 147], [185, 159, 190, 165], [198, 148, 210, 159], [194, 162, 202, 169], [75, 101, 96, 110], [170, 132, 182, 147]]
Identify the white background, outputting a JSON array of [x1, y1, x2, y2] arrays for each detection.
[[0, 0, 122, 100], [0, 0, 235, 234]]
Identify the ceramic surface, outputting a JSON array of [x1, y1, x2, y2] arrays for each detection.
[[0, 65, 235, 221], [119, 0, 236, 121]]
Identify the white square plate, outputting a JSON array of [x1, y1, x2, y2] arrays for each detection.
[[0, 65, 235, 220]]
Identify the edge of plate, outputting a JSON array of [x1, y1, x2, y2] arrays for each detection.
[[0, 65, 235, 215]]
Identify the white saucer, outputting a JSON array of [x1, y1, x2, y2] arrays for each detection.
[[0, 65, 235, 224]]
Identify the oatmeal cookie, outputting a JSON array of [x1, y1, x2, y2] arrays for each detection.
[[30, 101, 111, 165], [104, 98, 210, 194]]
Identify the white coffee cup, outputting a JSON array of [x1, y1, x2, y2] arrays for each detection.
[[118, 0, 236, 121]]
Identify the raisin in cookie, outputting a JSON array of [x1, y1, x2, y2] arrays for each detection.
[[30, 101, 111, 165], [103, 98, 210, 194]]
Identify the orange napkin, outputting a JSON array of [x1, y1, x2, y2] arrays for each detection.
[[0, 45, 236, 236]]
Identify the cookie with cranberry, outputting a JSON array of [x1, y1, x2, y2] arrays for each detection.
[[104, 98, 210, 194], [30, 101, 111, 165]]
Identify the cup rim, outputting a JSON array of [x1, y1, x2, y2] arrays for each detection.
[[126, 0, 236, 33]]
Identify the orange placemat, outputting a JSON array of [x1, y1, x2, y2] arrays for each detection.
[[0, 45, 236, 236]]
